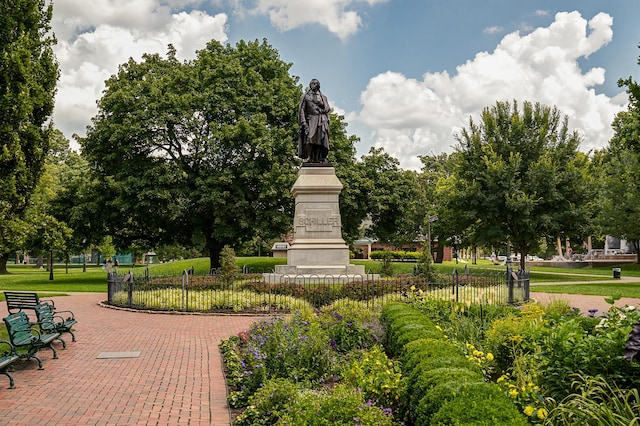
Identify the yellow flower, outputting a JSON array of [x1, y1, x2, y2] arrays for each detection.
[[410, 285, 416, 291], [523, 406, 535, 416], [509, 388, 518, 398], [486, 353, 494, 361], [537, 408, 548, 419]]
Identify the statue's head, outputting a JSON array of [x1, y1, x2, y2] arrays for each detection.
[[309, 79, 320, 91]]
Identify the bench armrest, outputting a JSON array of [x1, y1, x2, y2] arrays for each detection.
[[0, 340, 16, 356], [52, 309, 75, 320]]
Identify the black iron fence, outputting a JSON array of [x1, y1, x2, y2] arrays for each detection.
[[106, 265, 529, 313]]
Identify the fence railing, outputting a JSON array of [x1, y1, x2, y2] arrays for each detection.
[[106, 266, 529, 313]]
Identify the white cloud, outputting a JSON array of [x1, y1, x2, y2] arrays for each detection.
[[243, 0, 388, 40], [356, 11, 627, 170], [51, 1, 228, 142], [483, 25, 503, 35]]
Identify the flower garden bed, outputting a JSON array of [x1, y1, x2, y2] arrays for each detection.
[[221, 292, 640, 425]]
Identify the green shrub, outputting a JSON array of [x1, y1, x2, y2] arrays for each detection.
[[222, 313, 332, 406], [319, 309, 379, 353], [484, 305, 546, 375], [234, 378, 300, 425], [340, 345, 405, 411], [279, 384, 395, 425], [410, 367, 484, 422], [532, 304, 640, 400], [429, 382, 528, 425], [381, 303, 444, 356], [415, 381, 465, 424], [402, 338, 465, 372]]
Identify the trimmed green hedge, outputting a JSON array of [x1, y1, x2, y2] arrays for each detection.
[[370, 250, 421, 260], [381, 302, 528, 425]]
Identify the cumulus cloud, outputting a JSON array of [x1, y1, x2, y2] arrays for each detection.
[[357, 11, 627, 170], [51, 0, 228, 142], [243, 0, 388, 40]]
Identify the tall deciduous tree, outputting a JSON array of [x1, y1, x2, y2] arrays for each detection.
[[360, 148, 421, 248], [439, 100, 591, 270], [598, 50, 640, 262], [0, 0, 58, 273], [80, 40, 301, 270]]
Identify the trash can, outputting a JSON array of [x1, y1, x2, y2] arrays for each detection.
[[613, 267, 621, 279]]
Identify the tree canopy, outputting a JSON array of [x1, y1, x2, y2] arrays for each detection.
[[597, 48, 640, 262], [80, 39, 302, 269], [0, 0, 59, 273], [438, 100, 592, 269]]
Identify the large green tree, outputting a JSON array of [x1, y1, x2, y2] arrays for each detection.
[[0, 0, 58, 273], [80, 40, 302, 269], [598, 51, 640, 262], [439, 100, 592, 270], [360, 148, 421, 248]]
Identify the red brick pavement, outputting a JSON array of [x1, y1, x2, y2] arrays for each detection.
[[0, 293, 263, 426]]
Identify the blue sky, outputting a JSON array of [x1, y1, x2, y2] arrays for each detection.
[[51, 0, 640, 169]]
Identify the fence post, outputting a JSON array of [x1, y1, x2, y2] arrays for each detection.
[[507, 265, 514, 304], [107, 273, 115, 303], [182, 270, 189, 311], [127, 271, 133, 308], [452, 269, 459, 302]]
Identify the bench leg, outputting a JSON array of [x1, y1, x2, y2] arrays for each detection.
[[47, 344, 58, 360], [68, 330, 76, 342], [1, 371, 15, 389], [22, 353, 44, 370], [54, 336, 67, 349]]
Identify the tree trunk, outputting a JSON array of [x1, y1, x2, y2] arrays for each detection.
[[634, 240, 640, 264], [207, 237, 223, 272], [0, 253, 9, 274], [556, 236, 563, 257]]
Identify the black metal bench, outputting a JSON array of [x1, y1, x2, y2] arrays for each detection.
[[4, 291, 55, 314], [0, 340, 19, 389], [35, 303, 77, 342], [3, 311, 62, 370]]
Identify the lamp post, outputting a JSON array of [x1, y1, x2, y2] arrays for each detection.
[[49, 249, 54, 280], [427, 215, 438, 261]]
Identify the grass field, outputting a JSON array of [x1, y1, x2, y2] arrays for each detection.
[[1, 257, 640, 299]]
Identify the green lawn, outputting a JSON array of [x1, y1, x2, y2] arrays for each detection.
[[2, 257, 640, 299]]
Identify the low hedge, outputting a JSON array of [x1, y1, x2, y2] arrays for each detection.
[[428, 382, 528, 425], [381, 302, 528, 425], [370, 250, 421, 260]]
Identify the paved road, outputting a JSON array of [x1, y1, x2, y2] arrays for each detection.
[[1, 293, 263, 426]]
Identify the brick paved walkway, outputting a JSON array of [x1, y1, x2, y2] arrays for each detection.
[[0, 293, 263, 426]]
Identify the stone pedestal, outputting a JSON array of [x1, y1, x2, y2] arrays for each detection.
[[269, 164, 365, 281]]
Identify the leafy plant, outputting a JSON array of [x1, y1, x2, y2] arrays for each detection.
[[543, 375, 640, 426], [234, 378, 300, 426], [278, 384, 395, 426], [218, 245, 239, 286], [339, 345, 405, 412]]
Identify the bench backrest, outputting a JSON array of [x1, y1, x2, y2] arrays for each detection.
[[3, 312, 37, 346], [4, 291, 54, 313], [35, 303, 55, 331]]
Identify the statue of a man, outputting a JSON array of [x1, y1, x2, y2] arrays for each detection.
[[298, 79, 331, 163]]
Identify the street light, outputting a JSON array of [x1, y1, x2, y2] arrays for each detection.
[[427, 215, 438, 261], [49, 249, 54, 281]]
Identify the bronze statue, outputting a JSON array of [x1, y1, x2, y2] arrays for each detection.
[[298, 79, 331, 163]]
